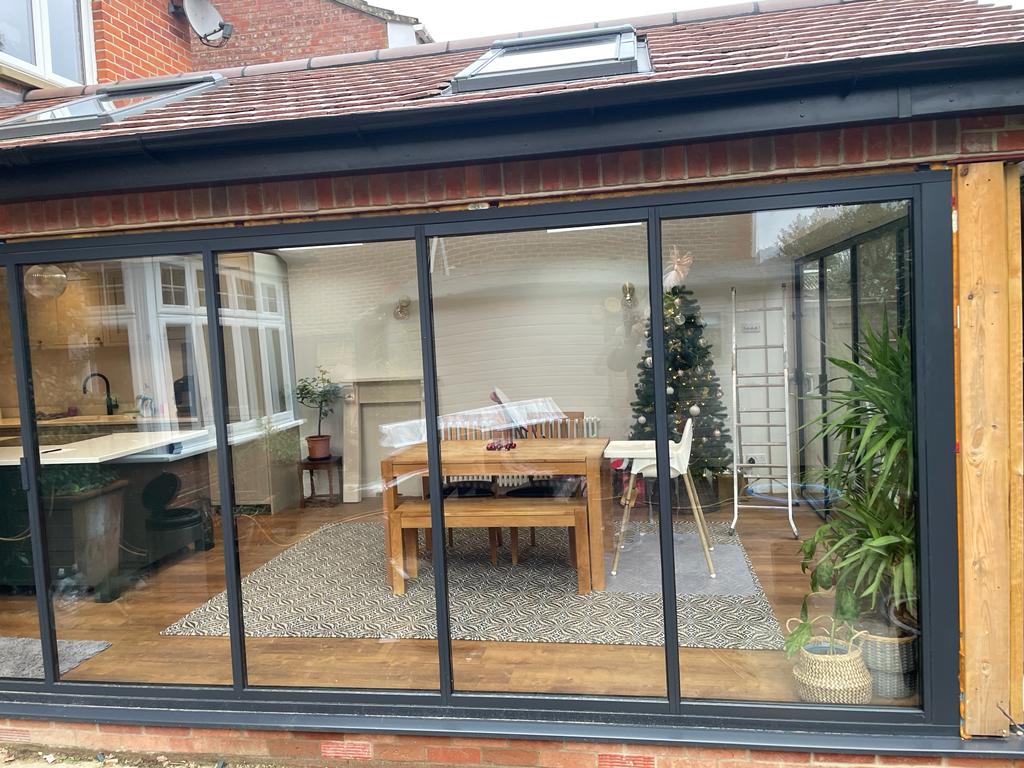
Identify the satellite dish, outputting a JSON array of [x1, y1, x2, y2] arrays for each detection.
[[172, 0, 234, 47]]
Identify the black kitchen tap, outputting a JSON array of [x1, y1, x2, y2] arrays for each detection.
[[82, 373, 116, 416]]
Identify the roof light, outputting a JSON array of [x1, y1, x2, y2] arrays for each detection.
[[448, 25, 651, 95], [0, 74, 224, 140]]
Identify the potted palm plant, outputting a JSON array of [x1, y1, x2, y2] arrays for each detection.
[[788, 320, 919, 700], [295, 367, 343, 460]]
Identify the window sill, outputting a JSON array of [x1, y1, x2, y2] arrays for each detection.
[[0, 61, 81, 91]]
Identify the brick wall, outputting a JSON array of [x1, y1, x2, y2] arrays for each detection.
[[188, 0, 390, 70], [3, 114, 1023, 241], [0, 719, 1017, 768], [91, 0, 192, 83]]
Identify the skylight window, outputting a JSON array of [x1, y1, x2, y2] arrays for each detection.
[[0, 73, 223, 140], [448, 25, 651, 95]]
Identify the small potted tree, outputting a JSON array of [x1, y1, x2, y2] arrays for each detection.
[[295, 366, 343, 460]]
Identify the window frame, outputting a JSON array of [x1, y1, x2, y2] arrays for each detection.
[[0, 170, 960, 745], [0, 0, 95, 86], [448, 25, 651, 95]]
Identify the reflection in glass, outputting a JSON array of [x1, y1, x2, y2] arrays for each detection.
[[429, 223, 666, 697], [0, 1, 35, 66], [0, 267, 44, 679], [46, 0, 85, 83], [25, 256, 231, 684], [662, 202, 917, 705], [220, 244, 439, 690]]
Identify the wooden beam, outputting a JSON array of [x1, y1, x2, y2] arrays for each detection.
[[956, 161, 1024, 736]]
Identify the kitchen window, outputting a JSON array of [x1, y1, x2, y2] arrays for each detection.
[[0, 0, 95, 85]]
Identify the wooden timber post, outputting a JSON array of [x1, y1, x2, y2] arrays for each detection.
[[955, 160, 1024, 737]]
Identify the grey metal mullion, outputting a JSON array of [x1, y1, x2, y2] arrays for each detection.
[[850, 243, 860, 363], [415, 226, 454, 701], [202, 249, 248, 691], [6, 267, 59, 684], [647, 209, 682, 709]]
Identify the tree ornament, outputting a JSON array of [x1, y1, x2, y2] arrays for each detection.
[[698, 337, 709, 348], [713, 428, 721, 438], [638, 415, 647, 425], [689, 404, 701, 416], [701, 436, 708, 444], [662, 245, 694, 290], [666, 386, 674, 395], [645, 356, 653, 368]]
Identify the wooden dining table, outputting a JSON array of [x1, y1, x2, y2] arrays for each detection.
[[381, 437, 612, 592]]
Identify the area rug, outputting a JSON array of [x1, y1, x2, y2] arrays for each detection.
[[0, 637, 110, 679], [164, 521, 783, 650]]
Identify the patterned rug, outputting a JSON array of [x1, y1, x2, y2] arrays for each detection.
[[0, 637, 110, 679], [164, 520, 783, 650]]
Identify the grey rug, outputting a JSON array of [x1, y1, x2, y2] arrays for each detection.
[[0, 637, 110, 679], [165, 520, 783, 650]]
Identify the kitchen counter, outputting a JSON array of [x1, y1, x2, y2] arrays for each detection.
[[0, 415, 198, 429], [0, 429, 210, 467]]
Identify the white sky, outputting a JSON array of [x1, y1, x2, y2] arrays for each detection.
[[387, 0, 1024, 42]]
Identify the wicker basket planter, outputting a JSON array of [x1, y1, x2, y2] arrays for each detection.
[[790, 636, 873, 705], [858, 618, 919, 699]]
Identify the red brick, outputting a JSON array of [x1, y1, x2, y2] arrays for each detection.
[[795, 132, 819, 167], [541, 158, 562, 191], [597, 754, 654, 768], [374, 743, 429, 762], [581, 154, 602, 187], [889, 123, 911, 158], [620, 149, 644, 184], [664, 145, 686, 179], [812, 754, 877, 764], [0, 727, 31, 742], [960, 115, 1006, 130], [818, 130, 841, 165], [539, 750, 598, 768], [503, 160, 525, 194], [315, 177, 335, 210], [773, 134, 795, 168], [559, 157, 581, 188], [751, 137, 773, 172], [173, 189, 193, 221], [935, 119, 958, 154], [842, 127, 865, 164], [865, 125, 889, 161], [876, 757, 942, 766], [210, 186, 229, 218], [751, 751, 811, 763], [996, 130, 1024, 151], [322, 739, 371, 759], [298, 179, 318, 211], [351, 175, 372, 206], [727, 139, 752, 173], [265, 738, 325, 758], [482, 163, 504, 196], [642, 148, 663, 182], [600, 153, 623, 185], [465, 166, 484, 198], [961, 133, 994, 153], [521, 161, 542, 194], [482, 747, 541, 766], [226, 184, 248, 216], [910, 121, 935, 156], [259, 181, 282, 214], [369, 173, 390, 206], [244, 184, 263, 215], [97, 723, 144, 735], [332, 176, 355, 207], [709, 141, 729, 175], [405, 170, 428, 202], [427, 745, 484, 764]]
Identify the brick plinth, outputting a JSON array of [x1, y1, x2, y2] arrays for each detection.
[[2, 114, 1023, 241], [0, 720, 1018, 768]]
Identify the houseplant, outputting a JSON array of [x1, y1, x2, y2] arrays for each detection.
[[788, 320, 919, 699], [295, 366, 343, 460]]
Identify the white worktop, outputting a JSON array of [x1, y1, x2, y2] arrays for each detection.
[[0, 429, 210, 467]]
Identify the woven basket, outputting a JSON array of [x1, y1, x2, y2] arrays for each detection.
[[860, 623, 919, 674], [790, 634, 873, 705], [870, 669, 917, 699]]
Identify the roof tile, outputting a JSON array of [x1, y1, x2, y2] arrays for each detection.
[[1, 0, 1022, 153]]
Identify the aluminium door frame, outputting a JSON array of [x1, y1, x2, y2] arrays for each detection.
[[0, 170, 958, 740]]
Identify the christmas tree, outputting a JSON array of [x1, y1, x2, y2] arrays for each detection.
[[630, 249, 733, 478]]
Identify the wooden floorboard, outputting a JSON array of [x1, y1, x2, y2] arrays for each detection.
[[0, 499, 913, 705]]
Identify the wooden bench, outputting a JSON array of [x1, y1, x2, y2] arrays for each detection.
[[385, 497, 591, 596]]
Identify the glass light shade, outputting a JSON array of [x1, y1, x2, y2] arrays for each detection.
[[24, 264, 68, 299]]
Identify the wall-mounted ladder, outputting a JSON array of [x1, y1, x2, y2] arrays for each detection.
[[730, 286, 799, 539]]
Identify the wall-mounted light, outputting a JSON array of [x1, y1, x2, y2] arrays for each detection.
[[24, 264, 68, 299], [621, 281, 636, 307], [393, 296, 412, 320]]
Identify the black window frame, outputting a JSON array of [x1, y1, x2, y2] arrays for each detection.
[[448, 25, 650, 95], [0, 170, 961, 750]]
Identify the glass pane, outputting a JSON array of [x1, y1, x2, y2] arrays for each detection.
[[219, 243, 438, 690], [0, 0, 35, 65], [46, 0, 85, 82], [482, 38, 619, 74], [24, 255, 231, 684], [0, 266, 44, 679], [430, 223, 664, 697], [662, 201, 918, 706]]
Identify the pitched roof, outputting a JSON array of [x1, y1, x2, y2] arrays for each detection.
[[332, 0, 421, 25], [0, 0, 1022, 154]]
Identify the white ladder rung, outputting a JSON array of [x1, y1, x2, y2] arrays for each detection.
[[737, 423, 787, 428], [736, 344, 784, 351], [734, 306, 784, 313], [741, 407, 787, 413], [735, 372, 784, 378], [737, 382, 785, 389]]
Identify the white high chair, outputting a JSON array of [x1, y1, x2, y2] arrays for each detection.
[[610, 419, 716, 578]]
